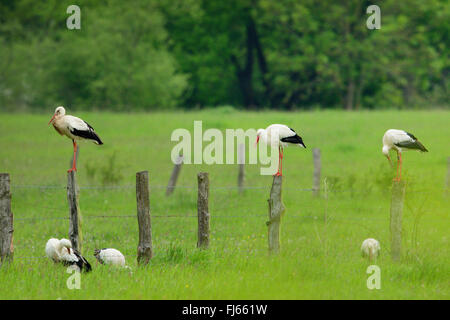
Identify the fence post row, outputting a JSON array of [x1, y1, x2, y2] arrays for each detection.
[[313, 148, 321, 196], [197, 172, 210, 249], [166, 154, 184, 196], [390, 180, 405, 262], [267, 175, 284, 254], [0, 173, 14, 265], [136, 171, 153, 265], [238, 143, 245, 193], [67, 171, 82, 253]]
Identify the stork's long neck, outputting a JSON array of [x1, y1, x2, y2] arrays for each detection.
[[260, 130, 268, 145]]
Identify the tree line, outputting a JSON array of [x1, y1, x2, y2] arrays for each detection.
[[0, 0, 448, 111]]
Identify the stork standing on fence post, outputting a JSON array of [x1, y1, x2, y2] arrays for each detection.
[[382, 129, 428, 181], [256, 124, 306, 176], [48, 106, 103, 172]]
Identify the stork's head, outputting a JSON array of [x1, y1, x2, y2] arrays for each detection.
[[48, 106, 66, 125], [382, 145, 393, 168], [93, 249, 102, 262], [59, 238, 72, 255], [256, 129, 264, 146]]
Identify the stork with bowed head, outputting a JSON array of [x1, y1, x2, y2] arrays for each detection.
[[94, 248, 126, 267], [256, 124, 306, 176], [382, 129, 428, 181], [45, 238, 92, 272], [48, 106, 103, 172]]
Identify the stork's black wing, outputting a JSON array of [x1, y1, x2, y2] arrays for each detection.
[[73, 251, 92, 272], [394, 132, 428, 152], [281, 134, 306, 148], [69, 121, 103, 145]]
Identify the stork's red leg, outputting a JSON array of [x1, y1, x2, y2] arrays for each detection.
[[68, 140, 77, 172], [398, 153, 402, 181], [279, 147, 283, 176], [275, 146, 282, 176]]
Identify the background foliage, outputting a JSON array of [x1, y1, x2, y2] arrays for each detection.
[[0, 0, 448, 111]]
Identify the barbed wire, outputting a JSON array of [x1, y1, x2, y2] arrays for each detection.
[[11, 183, 445, 193]]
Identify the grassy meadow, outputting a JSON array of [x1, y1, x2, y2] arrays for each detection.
[[0, 109, 449, 299]]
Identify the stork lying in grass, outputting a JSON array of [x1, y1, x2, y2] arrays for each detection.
[[45, 238, 92, 272], [361, 238, 380, 261], [94, 248, 127, 268]]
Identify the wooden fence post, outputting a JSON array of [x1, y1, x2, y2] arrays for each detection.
[[67, 171, 82, 253], [0, 173, 13, 265], [197, 172, 210, 249], [166, 154, 184, 196], [390, 180, 405, 262], [313, 148, 321, 196], [238, 143, 245, 193], [136, 171, 152, 264], [267, 175, 285, 253]]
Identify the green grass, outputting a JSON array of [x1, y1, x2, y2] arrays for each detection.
[[0, 110, 449, 299]]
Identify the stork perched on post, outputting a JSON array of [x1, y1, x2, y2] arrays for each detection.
[[256, 124, 306, 176], [48, 106, 103, 172], [382, 129, 428, 181]]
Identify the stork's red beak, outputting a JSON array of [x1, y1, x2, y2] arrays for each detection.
[[386, 155, 393, 168], [48, 114, 56, 125], [255, 136, 260, 147]]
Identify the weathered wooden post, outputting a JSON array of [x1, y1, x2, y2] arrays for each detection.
[[312, 148, 321, 196], [69, 144, 80, 170], [0, 173, 13, 265], [136, 171, 152, 264], [197, 172, 210, 249], [390, 180, 406, 262], [67, 171, 82, 253], [267, 175, 285, 253], [238, 143, 245, 193], [166, 154, 184, 196]]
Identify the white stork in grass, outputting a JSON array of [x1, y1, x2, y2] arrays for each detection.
[[48, 106, 103, 172], [361, 238, 380, 261], [382, 129, 428, 181], [45, 238, 92, 272], [94, 248, 126, 267], [256, 124, 306, 176]]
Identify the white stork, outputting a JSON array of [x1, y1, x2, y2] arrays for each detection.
[[45, 238, 92, 272], [48, 106, 103, 172], [361, 238, 380, 261], [256, 124, 306, 176], [94, 248, 126, 267], [382, 129, 428, 181]]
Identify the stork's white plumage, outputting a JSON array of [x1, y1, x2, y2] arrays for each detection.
[[256, 124, 306, 176], [361, 238, 380, 260], [48, 106, 103, 172], [94, 248, 126, 267], [45, 238, 92, 272], [382, 129, 428, 181]]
